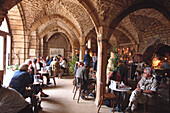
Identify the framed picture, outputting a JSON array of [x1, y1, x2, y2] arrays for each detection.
[[50, 48, 64, 57], [29, 49, 35, 56]]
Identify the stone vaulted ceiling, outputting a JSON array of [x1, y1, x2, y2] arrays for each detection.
[[116, 8, 170, 45], [20, 0, 94, 40], [0, 0, 169, 47]]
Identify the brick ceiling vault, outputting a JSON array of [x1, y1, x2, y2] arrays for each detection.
[[17, 0, 96, 47], [108, 0, 170, 40], [0, 0, 22, 26], [0, 0, 169, 49]]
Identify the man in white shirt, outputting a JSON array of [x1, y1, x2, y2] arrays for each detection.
[[125, 67, 158, 112]]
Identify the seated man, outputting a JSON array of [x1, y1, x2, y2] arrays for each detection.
[[9, 63, 33, 98], [0, 80, 33, 113], [76, 62, 94, 99], [9, 63, 49, 98], [125, 67, 158, 112]]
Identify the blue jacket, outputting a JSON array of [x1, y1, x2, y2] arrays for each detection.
[[9, 70, 33, 95], [84, 54, 91, 66]]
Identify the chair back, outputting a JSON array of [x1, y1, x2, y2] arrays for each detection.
[[75, 77, 82, 88], [49, 66, 52, 76]]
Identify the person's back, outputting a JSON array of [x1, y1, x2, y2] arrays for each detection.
[[50, 60, 60, 72], [84, 50, 91, 67], [161, 60, 170, 69], [0, 85, 32, 113], [9, 64, 33, 95]]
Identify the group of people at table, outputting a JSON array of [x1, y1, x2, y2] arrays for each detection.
[[0, 54, 68, 113], [0, 50, 160, 113], [106, 52, 159, 112]]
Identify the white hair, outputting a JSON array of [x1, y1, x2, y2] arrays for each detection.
[[19, 63, 28, 71], [25, 59, 32, 64], [145, 67, 152, 74]]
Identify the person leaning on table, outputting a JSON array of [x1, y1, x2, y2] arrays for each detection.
[[0, 80, 33, 113], [125, 67, 158, 112]]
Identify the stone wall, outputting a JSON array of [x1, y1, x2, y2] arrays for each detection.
[[44, 33, 72, 62], [140, 21, 170, 54], [8, 5, 25, 65]]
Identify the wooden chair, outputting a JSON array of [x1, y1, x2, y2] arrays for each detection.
[[47, 67, 56, 86], [97, 82, 116, 113], [143, 89, 159, 113], [73, 77, 92, 103], [72, 77, 76, 93]]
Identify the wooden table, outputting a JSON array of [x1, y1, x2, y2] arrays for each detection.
[[109, 84, 131, 112]]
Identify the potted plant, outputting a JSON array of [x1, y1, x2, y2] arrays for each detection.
[[69, 56, 78, 76]]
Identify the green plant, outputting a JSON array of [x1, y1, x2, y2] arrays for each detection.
[[69, 56, 78, 75], [111, 45, 120, 71], [6, 64, 19, 71]]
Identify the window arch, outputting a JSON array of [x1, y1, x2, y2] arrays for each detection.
[[0, 17, 12, 84]]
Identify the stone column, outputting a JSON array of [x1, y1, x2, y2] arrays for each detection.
[[79, 44, 85, 61], [72, 46, 76, 59], [95, 26, 109, 105]]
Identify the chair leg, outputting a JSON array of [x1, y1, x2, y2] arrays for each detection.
[[73, 87, 78, 100], [73, 85, 75, 93], [144, 104, 146, 113], [77, 88, 81, 103], [46, 76, 48, 86], [53, 77, 56, 86], [87, 90, 88, 99], [112, 99, 114, 113], [97, 98, 103, 113]]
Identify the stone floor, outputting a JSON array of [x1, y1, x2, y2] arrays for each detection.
[[38, 76, 169, 113]]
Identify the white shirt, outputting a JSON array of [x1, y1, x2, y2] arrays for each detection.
[[60, 60, 67, 68], [92, 56, 97, 62]]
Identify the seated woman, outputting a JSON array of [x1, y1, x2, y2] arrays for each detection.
[[50, 57, 60, 76]]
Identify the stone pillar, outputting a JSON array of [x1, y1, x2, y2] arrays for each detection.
[[95, 26, 109, 105], [87, 38, 91, 49], [79, 44, 85, 61], [72, 46, 76, 59]]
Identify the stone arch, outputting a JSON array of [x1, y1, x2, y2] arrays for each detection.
[[29, 14, 80, 38], [142, 38, 169, 55], [78, 0, 100, 33], [142, 39, 170, 65], [109, 1, 170, 40], [85, 27, 97, 42], [7, 5, 27, 64], [116, 25, 136, 45], [40, 26, 74, 47], [0, 0, 22, 26], [85, 28, 97, 53], [45, 32, 72, 60]]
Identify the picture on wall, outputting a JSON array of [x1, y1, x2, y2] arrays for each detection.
[[29, 49, 35, 56], [50, 48, 64, 57]]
